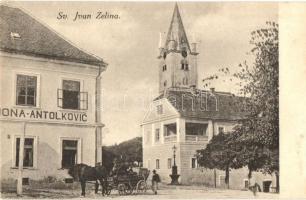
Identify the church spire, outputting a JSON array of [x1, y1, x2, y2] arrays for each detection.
[[164, 3, 190, 52], [158, 3, 198, 93]]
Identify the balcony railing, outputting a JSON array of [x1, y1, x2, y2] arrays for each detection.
[[185, 135, 208, 142], [164, 135, 177, 142]]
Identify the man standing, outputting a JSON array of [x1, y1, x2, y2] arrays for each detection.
[[152, 170, 161, 195]]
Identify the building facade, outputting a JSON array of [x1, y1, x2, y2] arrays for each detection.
[[142, 4, 276, 191], [0, 5, 106, 182]]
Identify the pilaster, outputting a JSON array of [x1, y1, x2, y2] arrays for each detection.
[[161, 122, 164, 144], [151, 123, 155, 146], [208, 120, 214, 141], [176, 118, 185, 143]]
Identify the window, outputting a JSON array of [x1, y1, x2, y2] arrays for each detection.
[[58, 80, 88, 110], [63, 80, 80, 109], [164, 80, 167, 87], [16, 74, 37, 106], [191, 158, 198, 169], [157, 105, 163, 115], [164, 123, 177, 136], [162, 65, 167, 71], [167, 158, 172, 169], [15, 138, 34, 167], [155, 129, 160, 142], [244, 179, 249, 189], [22, 178, 29, 185], [61, 140, 78, 169], [156, 159, 160, 169], [10, 32, 21, 40], [218, 127, 225, 134], [181, 59, 189, 70]]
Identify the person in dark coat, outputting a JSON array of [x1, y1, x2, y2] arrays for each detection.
[[151, 169, 161, 195]]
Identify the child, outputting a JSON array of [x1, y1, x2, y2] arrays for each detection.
[[152, 169, 161, 195]]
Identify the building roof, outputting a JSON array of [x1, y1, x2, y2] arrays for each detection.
[[0, 5, 105, 67], [164, 3, 191, 52], [155, 88, 248, 121]]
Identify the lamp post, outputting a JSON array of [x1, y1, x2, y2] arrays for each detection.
[[169, 145, 180, 185], [172, 145, 176, 166]]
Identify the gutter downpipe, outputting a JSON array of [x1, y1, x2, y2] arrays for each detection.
[[95, 64, 104, 165], [212, 120, 216, 188], [17, 122, 26, 196]]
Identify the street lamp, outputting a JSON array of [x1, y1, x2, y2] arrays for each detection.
[[172, 145, 177, 166], [169, 145, 180, 185]]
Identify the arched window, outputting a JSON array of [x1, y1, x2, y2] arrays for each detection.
[[164, 80, 167, 87], [181, 59, 189, 70], [162, 65, 167, 71]]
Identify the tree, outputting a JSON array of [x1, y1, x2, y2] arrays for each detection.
[[196, 133, 242, 189], [229, 127, 270, 183], [102, 137, 143, 167], [200, 22, 279, 191], [233, 22, 279, 190]]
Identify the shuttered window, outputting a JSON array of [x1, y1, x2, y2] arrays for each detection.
[[57, 80, 88, 110]]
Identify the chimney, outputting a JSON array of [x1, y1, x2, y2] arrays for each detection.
[[210, 87, 215, 93]]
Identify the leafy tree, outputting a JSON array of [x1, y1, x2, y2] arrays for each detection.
[[229, 127, 270, 183], [102, 146, 116, 171], [196, 133, 242, 189], [102, 137, 143, 167], [233, 22, 279, 191], [200, 22, 279, 191]]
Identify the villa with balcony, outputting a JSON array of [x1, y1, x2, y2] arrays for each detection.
[[141, 87, 247, 185]]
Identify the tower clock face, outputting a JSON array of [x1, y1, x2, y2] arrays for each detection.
[[181, 50, 187, 58]]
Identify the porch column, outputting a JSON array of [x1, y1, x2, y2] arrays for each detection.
[[161, 122, 165, 144], [208, 120, 214, 141], [176, 118, 185, 143], [151, 123, 155, 146]]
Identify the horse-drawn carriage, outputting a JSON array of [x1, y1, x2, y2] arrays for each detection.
[[106, 167, 150, 195], [68, 163, 150, 197]]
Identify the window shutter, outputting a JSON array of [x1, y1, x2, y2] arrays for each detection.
[[57, 89, 63, 108], [80, 92, 88, 110]]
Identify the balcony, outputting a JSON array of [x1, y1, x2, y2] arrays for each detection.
[[164, 135, 177, 142], [185, 135, 208, 142], [164, 123, 177, 143], [185, 122, 208, 142]]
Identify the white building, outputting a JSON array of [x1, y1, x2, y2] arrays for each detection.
[[141, 4, 276, 191], [0, 5, 106, 182]]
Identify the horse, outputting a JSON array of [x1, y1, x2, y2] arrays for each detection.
[[68, 163, 109, 197]]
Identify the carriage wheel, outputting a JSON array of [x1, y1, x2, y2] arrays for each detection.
[[118, 184, 125, 195], [136, 180, 147, 194], [124, 183, 133, 195]]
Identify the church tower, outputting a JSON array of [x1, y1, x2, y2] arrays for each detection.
[[158, 3, 198, 94]]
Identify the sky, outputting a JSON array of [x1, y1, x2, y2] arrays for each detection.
[[8, 2, 278, 145]]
